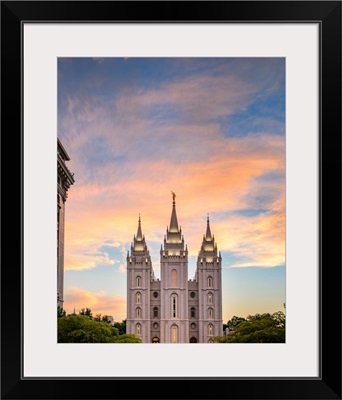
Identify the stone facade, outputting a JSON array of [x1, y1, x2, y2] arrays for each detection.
[[57, 138, 75, 308], [126, 195, 222, 343]]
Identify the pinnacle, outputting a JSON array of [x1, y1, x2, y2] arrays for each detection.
[[205, 214, 212, 240], [136, 214, 143, 240]]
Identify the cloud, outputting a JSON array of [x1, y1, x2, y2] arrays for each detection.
[[64, 240, 120, 271], [118, 264, 126, 273], [65, 252, 115, 271], [59, 58, 285, 274], [64, 286, 126, 322], [58, 58, 284, 194], [62, 130, 285, 272], [216, 210, 285, 268], [103, 240, 121, 248], [60, 63, 278, 130], [113, 74, 257, 126]]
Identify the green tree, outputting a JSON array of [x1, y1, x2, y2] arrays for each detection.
[[112, 334, 141, 343], [57, 305, 66, 318], [79, 308, 93, 319], [213, 311, 285, 343], [114, 319, 126, 335], [101, 315, 111, 324], [93, 313, 102, 322], [93, 314, 112, 324], [58, 315, 141, 343], [271, 310, 286, 328], [227, 315, 246, 330], [58, 315, 117, 343]]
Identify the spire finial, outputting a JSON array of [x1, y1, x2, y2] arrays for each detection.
[[169, 193, 179, 232], [207, 213, 209, 222]]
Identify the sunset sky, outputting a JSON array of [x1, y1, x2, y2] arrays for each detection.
[[58, 57, 286, 323]]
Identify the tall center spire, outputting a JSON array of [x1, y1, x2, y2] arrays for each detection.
[[136, 214, 143, 240], [205, 214, 212, 240], [169, 191, 179, 233]]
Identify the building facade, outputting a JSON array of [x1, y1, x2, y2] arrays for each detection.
[[126, 194, 222, 343], [57, 138, 75, 308]]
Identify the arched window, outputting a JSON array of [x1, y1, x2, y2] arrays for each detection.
[[136, 292, 141, 303], [171, 294, 177, 318], [190, 307, 196, 318], [171, 269, 177, 287], [136, 323, 141, 335], [208, 324, 213, 335], [136, 307, 141, 318], [153, 307, 158, 318], [208, 292, 213, 303], [207, 276, 213, 287], [208, 308, 213, 319], [136, 276, 141, 287], [171, 324, 178, 343]]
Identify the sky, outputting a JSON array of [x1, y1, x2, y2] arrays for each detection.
[[58, 57, 286, 323]]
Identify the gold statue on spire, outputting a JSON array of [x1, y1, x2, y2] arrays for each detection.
[[171, 191, 176, 201]]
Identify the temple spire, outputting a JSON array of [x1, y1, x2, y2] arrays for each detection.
[[169, 192, 179, 232], [205, 214, 212, 240], [136, 214, 143, 240]]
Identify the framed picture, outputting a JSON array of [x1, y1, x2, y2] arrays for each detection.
[[1, 1, 341, 399]]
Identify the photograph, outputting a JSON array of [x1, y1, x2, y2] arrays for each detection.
[[57, 57, 286, 344]]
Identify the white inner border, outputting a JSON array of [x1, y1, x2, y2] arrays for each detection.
[[23, 23, 319, 378]]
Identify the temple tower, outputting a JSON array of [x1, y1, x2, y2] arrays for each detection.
[[126, 215, 153, 343], [196, 215, 223, 342], [160, 192, 189, 343]]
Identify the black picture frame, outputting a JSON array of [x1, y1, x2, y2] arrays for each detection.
[[1, 1, 341, 399]]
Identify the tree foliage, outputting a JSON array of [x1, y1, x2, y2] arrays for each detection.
[[58, 312, 140, 343], [93, 313, 113, 324], [101, 315, 111, 324], [58, 314, 141, 343], [58, 315, 119, 343], [113, 319, 126, 335], [79, 308, 93, 319], [57, 305, 66, 318], [111, 334, 141, 343], [214, 311, 285, 343], [227, 315, 246, 330]]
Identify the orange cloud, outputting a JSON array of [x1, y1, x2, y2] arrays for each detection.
[[215, 211, 285, 268], [63, 132, 285, 272], [64, 286, 126, 322]]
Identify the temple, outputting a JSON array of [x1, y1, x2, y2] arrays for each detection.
[[126, 194, 222, 343]]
